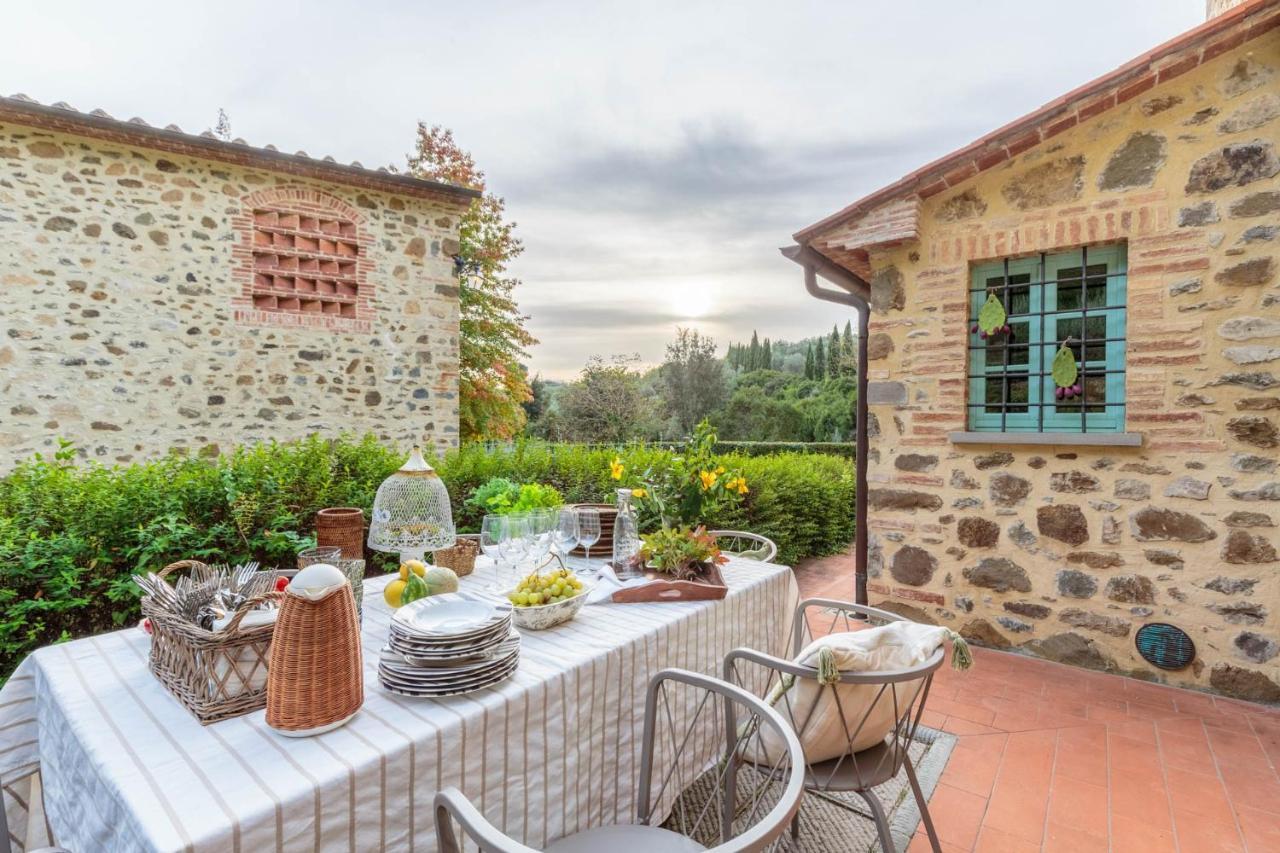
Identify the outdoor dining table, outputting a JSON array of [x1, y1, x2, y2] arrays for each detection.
[[0, 555, 798, 852]]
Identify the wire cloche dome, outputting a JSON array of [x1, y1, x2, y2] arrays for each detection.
[[367, 447, 456, 564]]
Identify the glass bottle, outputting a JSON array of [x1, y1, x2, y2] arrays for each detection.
[[612, 488, 642, 579]]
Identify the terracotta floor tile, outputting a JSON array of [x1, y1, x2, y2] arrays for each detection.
[[789, 564, 1280, 853], [1159, 730, 1220, 777], [906, 831, 967, 853], [1046, 777, 1108, 841], [1219, 764, 1280, 816], [1235, 804, 1280, 853], [1042, 822, 1107, 853], [974, 825, 1040, 853], [1172, 809, 1246, 853], [1111, 812, 1178, 852], [939, 741, 1003, 797], [920, 782, 986, 850], [1110, 771, 1172, 826]]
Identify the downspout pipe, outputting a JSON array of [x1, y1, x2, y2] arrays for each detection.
[[780, 244, 872, 606]]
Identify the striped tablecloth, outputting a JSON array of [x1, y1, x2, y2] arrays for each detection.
[[1, 556, 798, 853]]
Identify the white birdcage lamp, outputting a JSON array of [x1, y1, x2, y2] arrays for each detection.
[[367, 447, 456, 564]]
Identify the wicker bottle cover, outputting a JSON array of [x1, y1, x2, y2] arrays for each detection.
[[266, 563, 364, 736]]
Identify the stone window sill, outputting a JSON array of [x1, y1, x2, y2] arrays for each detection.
[[948, 431, 1143, 448]]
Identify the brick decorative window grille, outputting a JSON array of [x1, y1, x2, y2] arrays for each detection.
[[967, 244, 1127, 433], [249, 209, 361, 319]]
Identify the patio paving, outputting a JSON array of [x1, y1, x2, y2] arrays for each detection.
[[794, 553, 1280, 853]]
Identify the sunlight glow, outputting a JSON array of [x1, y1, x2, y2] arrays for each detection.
[[671, 286, 713, 319]]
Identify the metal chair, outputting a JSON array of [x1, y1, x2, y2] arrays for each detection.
[[723, 598, 945, 853], [708, 532, 777, 564], [435, 668, 806, 853]]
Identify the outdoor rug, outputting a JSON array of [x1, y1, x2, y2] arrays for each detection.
[[664, 725, 957, 852]]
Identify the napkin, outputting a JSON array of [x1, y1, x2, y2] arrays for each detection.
[[585, 563, 655, 604]]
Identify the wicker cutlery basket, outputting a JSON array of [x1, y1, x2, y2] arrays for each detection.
[[142, 560, 282, 725], [433, 535, 480, 576]]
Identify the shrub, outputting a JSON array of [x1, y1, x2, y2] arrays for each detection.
[[0, 435, 853, 680]]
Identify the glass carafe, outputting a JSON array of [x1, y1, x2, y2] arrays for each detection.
[[611, 488, 642, 579]]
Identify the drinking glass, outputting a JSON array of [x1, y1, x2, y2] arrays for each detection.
[[480, 515, 508, 592], [500, 514, 532, 587], [576, 508, 601, 574], [528, 509, 554, 565], [296, 545, 342, 570], [552, 508, 578, 563]]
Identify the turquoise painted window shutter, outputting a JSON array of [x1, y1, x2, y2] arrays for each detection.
[[967, 245, 1127, 433]]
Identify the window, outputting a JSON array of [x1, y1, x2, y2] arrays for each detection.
[[967, 245, 1127, 433], [249, 209, 361, 319]]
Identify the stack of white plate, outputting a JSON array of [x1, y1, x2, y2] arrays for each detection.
[[379, 597, 519, 697]]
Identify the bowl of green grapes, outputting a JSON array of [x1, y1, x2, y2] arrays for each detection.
[[506, 567, 591, 630]]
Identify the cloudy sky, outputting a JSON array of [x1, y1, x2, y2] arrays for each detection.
[[3, 1, 1205, 379]]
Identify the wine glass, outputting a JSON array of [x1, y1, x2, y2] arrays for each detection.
[[500, 514, 532, 588], [552, 508, 578, 565], [480, 515, 508, 592], [576, 508, 601, 573], [528, 509, 554, 566]]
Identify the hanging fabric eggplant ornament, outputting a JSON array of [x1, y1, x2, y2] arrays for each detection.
[[1052, 339, 1083, 399], [971, 292, 1012, 340]]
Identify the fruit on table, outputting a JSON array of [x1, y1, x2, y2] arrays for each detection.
[[399, 559, 427, 582], [508, 567, 584, 607], [384, 564, 461, 608], [384, 578, 409, 608]]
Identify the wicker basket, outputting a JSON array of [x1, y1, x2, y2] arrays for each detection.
[[316, 507, 365, 560], [433, 535, 480, 576], [142, 560, 282, 725], [266, 581, 363, 736], [569, 503, 619, 557]]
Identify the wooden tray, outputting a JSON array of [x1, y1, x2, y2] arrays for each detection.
[[610, 562, 727, 603]]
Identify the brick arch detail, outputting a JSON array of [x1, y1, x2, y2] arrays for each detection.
[[240, 186, 369, 226], [230, 185, 376, 333]]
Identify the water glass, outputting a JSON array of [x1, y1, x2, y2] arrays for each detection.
[[552, 508, 578, 560], [500, 514, 532, 586], [296, 546, 342, 570], [576, 508, 601, 575], [480, 515, 508, 592]]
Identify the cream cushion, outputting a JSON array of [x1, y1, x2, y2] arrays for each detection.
[[754, 621, 948, 764]]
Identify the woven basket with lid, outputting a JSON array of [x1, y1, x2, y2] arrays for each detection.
[[266, 567, 363, 736]]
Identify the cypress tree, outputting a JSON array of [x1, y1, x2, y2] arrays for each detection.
[[748, 331, 760, 371], [842, 321, 855, 375], [804, 343, 815, 380], [762, 338, 772, 371], [814, 337, 826, 380], [827, 327, 840, 378]]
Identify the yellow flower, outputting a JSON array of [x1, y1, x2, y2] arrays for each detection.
[[631, 487, 647, 499], [698, 470, 717, 491], [736, 479, 749, 495], [610, 457, 624, 480], [715, 465, 726, 475]]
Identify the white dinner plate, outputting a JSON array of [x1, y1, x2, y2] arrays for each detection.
[[392, 597, 512, 637], [379, 658, 520, 697]]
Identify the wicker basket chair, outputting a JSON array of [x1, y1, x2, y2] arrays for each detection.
[[435, 668, 806, 853], [723, 598, 946, 853], [707, 531, 777, 563]]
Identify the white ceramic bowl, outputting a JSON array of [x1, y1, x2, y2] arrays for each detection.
[[508, 584, 591, 630]]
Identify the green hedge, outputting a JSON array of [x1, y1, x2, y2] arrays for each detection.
[[0, 436, 854, 679], [711, 441, 854, 459]]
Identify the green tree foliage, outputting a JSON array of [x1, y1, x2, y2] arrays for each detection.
[[827, 326, 840, 378], [814, 337, 826, 381], [761, 338, 772, 371], [660, 328, 726, 435], [407, 124, 536, 441], [804, 343, 815, 380], [557, 356, 655, 443]]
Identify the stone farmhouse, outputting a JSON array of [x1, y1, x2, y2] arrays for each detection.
[[0, 96, 478, 469], [790, 0, 1280, 700]]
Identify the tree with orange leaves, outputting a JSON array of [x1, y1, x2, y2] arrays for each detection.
[[406, 124, 537, 440]]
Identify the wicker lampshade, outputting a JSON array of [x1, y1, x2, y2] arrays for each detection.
[[367, 446, 456, 564]]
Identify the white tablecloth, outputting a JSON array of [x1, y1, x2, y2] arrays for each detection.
[[1, 556, 798, 852]]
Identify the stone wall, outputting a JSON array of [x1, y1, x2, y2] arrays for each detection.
[[857, 32, 1280, 702], [0, 123, 467, 468]]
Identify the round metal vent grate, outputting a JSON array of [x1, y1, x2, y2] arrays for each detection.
[[1135, 623, 1196, 670]]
